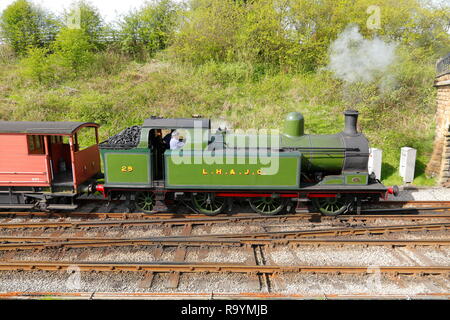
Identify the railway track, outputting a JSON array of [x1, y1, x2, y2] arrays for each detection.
[[1, 213, 450, 230], [0, 220, 448, 252], [0, 200, 449, 220], [0, 217, 448, 239], [0, 237, 449, 251], [0, 260, 448, 275], [1, 201, 448, 298]]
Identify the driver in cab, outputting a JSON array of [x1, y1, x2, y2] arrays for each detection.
[[169, 130, 185, 150]]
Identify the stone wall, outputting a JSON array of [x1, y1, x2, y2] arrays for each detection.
[[426, 73, 450, 187]]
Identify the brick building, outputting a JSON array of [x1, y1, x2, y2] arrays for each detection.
[[426, 53, 450, 186]]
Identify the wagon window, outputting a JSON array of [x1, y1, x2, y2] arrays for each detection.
[[27, 135, 45, 155], [28, 135, 34, 150], [50, 136, 62, 144]]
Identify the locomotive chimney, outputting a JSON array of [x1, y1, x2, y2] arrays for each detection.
[[343, 110, 359, 136]]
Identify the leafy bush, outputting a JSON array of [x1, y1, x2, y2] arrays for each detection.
[[19, 47, 54, 83], [0, 0, 58, 55], [52, 28, 94, 75]]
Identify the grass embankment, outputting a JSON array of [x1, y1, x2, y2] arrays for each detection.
[[0, 53, 437, 186]]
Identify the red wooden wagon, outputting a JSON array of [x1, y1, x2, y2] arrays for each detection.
[[0, 121, 101, 210]]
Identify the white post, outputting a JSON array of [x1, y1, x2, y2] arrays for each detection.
[[399, 147, 417, 183], [368, 148, 382, 180]]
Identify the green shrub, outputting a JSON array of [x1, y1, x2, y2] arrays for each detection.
[[19, 47, 54, 84], [52, 28, 94, 75]]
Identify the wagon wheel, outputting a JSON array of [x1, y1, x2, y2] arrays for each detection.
[[312, 196, 352, 216], [135, 191, 156, 213], [249, 196, 287, 215], [191, 193, 225, 216]]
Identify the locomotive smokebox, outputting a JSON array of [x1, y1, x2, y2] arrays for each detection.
[[343, 110, 359, 136]]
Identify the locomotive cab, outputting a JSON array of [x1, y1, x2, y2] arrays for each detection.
[[142, 118, 211, 183]]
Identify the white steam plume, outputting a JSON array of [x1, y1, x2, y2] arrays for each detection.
[[327, 25, 397, 83]]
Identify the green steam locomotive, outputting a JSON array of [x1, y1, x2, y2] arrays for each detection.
[[96, 110, 398, 215]]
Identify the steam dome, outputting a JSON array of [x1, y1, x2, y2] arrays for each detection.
[[283, 112, 304, 138]]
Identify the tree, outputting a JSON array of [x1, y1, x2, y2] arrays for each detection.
[[171, 0, 450, 72], [62, 1, 104, 50], [0, 0, 58, 55], [236, 0, 301, 71], [52, 28, 94, 74], [170, 0, 245, 64], [119, 0, 178, 58]]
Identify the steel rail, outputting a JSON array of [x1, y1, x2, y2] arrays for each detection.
[[386, 201, 450, 207], [0, 207, 449, 219], [0, 222, 448, 240], [0, 200, 449, 219], [1, 291, 449, 300], [0, 261, 448, 275], [220, 223, 450, 239], [1, 214, 450, 230], [0, 237, 449, 251]]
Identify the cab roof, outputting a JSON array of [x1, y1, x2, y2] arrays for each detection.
[[0, 121, 99, 135], [143, 118, 210, 129]]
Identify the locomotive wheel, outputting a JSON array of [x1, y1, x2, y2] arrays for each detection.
[[249, 196, 286, 215], [312, 196, 352, 216], [135, 191, 156, 213], [192, 193, 225, 216]]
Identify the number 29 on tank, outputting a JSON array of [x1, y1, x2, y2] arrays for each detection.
[[121, 166, 133, 172]]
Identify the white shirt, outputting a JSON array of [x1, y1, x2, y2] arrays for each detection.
[[170, 137, 185, 150]]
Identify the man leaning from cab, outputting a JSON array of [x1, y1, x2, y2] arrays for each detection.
[[170, 130, 185, 150]]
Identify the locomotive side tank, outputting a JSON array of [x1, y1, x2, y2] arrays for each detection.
[[196, 109, 370, 186]]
